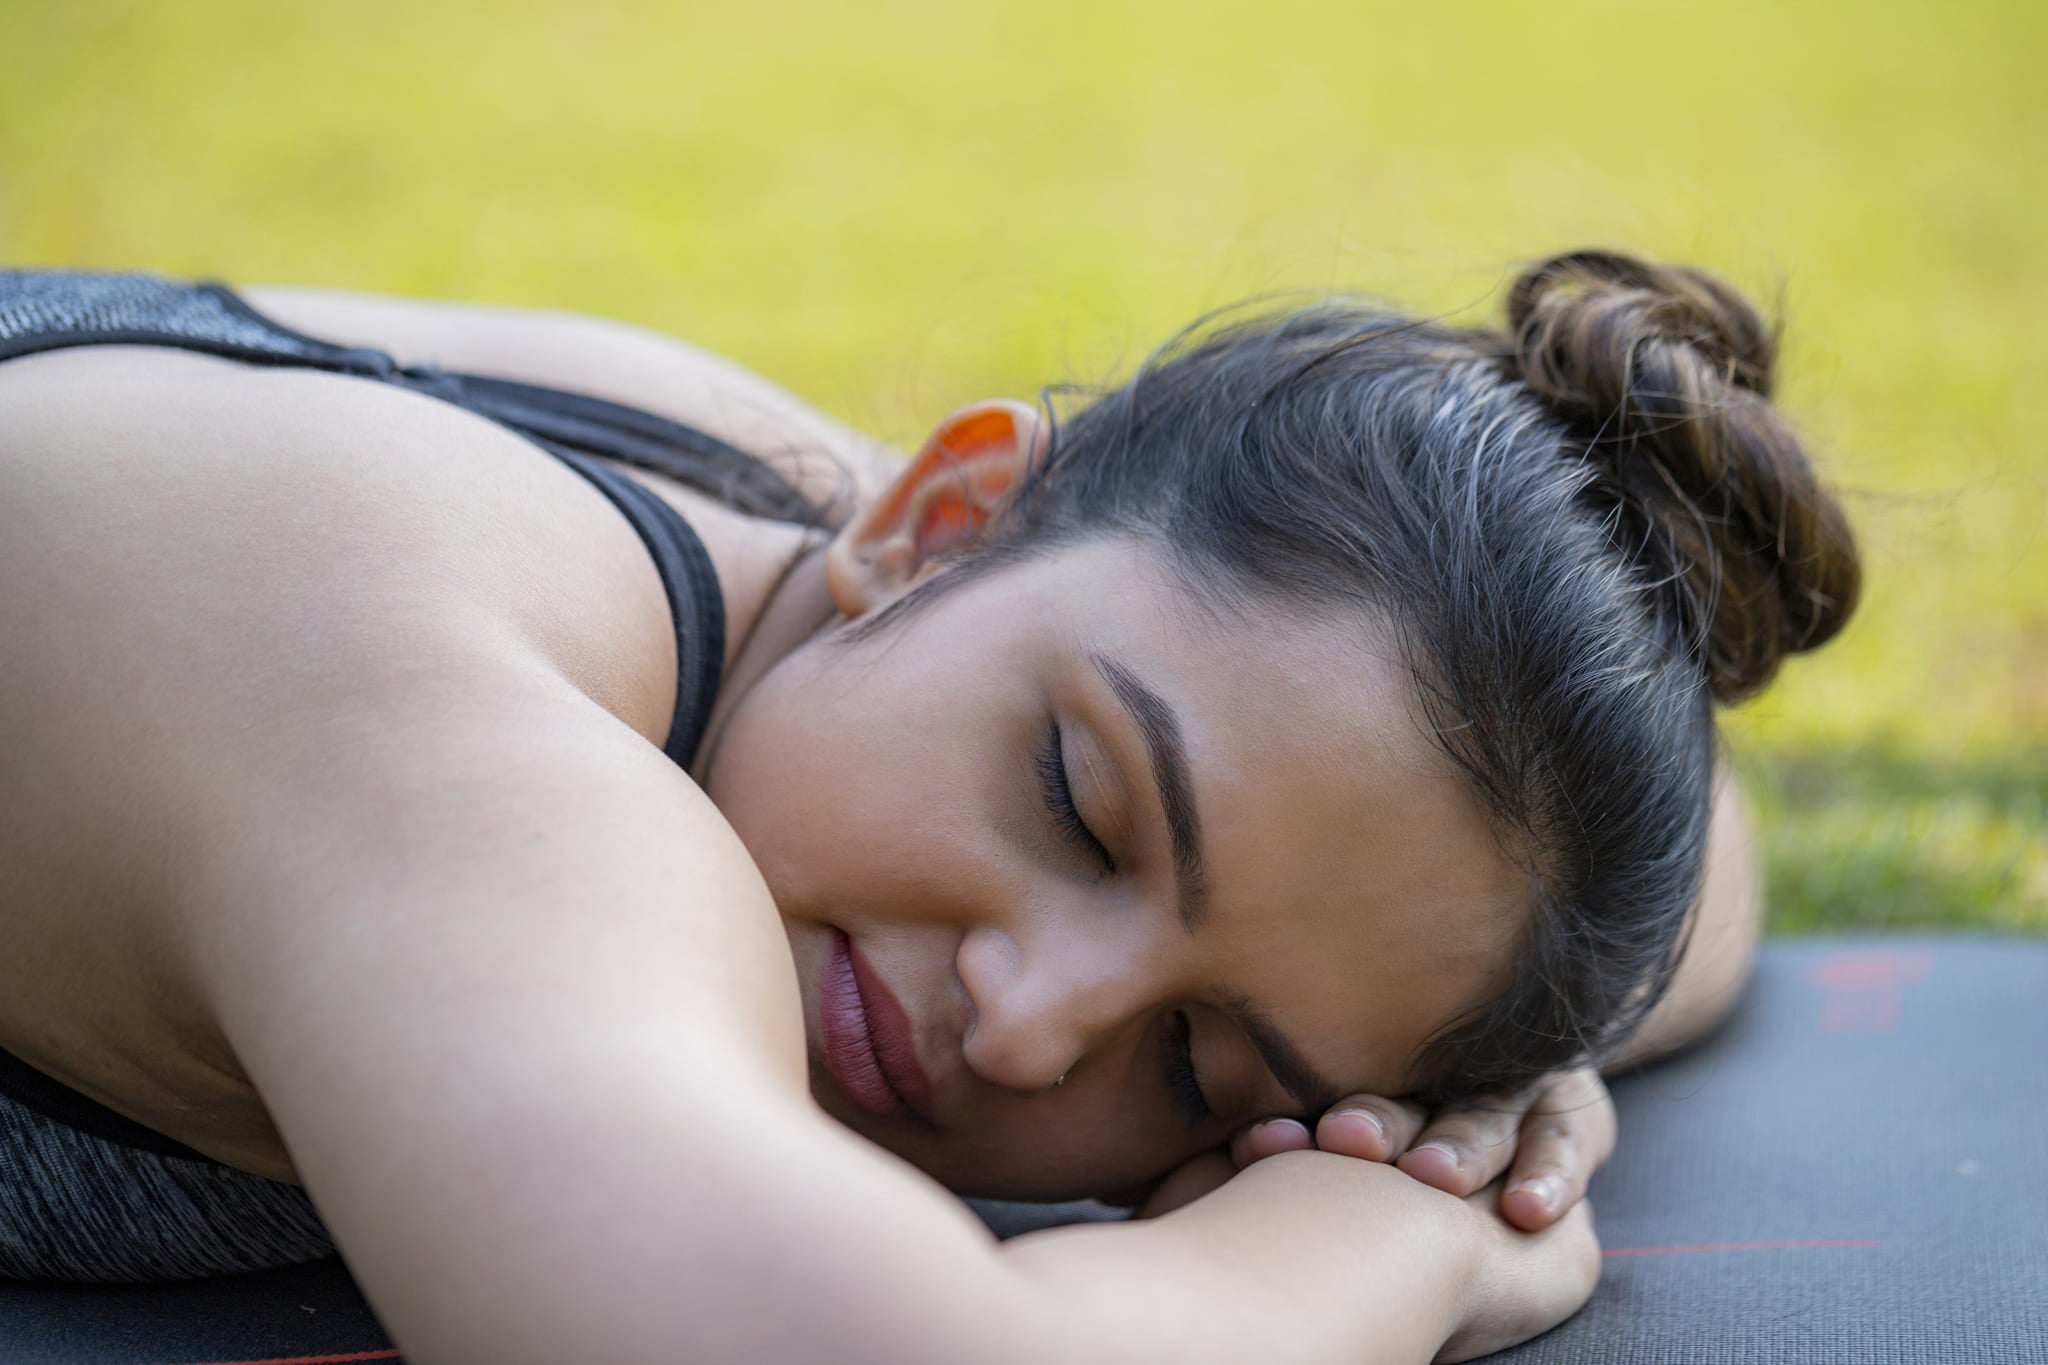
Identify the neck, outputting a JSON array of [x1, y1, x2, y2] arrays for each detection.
[[689, 532, 840, 784]]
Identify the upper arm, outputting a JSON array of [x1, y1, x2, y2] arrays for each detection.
[[238, 285, 904, 513], [174, 643, 1008, 1364]]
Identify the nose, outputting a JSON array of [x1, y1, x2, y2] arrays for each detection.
[[954, 899, 1180, 1093]]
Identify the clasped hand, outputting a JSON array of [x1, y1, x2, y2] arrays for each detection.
[[1109, 1068, 1611, 1361], [1131, 1065, 1616, 1230]]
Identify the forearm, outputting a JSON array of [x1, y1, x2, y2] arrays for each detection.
[[384, 1126, 1471, 1365], [999, 1152, 1472, 1365], [1606, 770, 1762, 1071], [302, 1061, 1472, 1365]]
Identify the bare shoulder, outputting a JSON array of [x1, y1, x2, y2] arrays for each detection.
[[0, 343, 683, 739], [241, 284, 906, 512], [0, 345, 742, 1164]]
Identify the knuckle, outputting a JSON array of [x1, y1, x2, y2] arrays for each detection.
[[1390, 1099, 1431, 1129], [1562, 1066, 1604, 1095], [1421, 1123, 1484, 1159], [1476, 1105, 1530, 1141], [1446, 1099, 1517, 1131]]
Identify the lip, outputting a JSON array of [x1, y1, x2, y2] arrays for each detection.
[[819, 929, 938, 1127]]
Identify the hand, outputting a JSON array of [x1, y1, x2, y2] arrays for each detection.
[[1123, 1151, 1600, 1359], [1437, 1179, 1601, 1363], [1227, 1066, 1617, 1232]]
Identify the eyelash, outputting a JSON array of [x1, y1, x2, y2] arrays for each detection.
[[1165, 1009, 1212, 1127], [1036, 725, 1116, 875], [1035, 724, 1210, 1127]]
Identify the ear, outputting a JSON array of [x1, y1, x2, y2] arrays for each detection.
[[825, 398, 1048, 617]]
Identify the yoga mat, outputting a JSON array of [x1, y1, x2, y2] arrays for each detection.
[[4, 935, 2042, 1363]]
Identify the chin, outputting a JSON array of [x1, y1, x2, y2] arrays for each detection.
[[810, 1101, 1104, 1202], [944, 1170, 1119, 1204], [897, 1139, 1129, 1205]]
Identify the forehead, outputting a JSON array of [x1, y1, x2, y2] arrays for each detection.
[[1021, 539, 1532, 1095]]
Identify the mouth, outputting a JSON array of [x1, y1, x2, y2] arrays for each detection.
[[819, 928, 938, 1127]]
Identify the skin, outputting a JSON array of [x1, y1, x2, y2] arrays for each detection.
[[0, 286, 1762, 1360], [708, 532, 1531, 1200]]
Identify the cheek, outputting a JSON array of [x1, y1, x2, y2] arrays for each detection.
[[705, 674, 872, 907], [706, 658, 1006, 928]]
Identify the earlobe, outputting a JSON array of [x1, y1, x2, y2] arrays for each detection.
[[824, 398, 1047, 617]]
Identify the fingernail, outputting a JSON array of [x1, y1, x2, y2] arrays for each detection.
[[1333, 1107, 1386, 1145], [1258, 1118, 1309, 1141], [1412, 1140, 1460, 1171], [1509, 1175, 1562, 1208]]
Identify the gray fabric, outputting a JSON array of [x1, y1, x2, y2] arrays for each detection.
[[0, 268, 335, 363], [0, 1100, 334, 1282], [0, 935, 2040, 1362]]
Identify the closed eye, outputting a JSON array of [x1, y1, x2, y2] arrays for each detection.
[[1164, 1009, 1212, 1128], [1037, 724, 1116, 875]]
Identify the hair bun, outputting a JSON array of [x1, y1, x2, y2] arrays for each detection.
[[1505, 249, 1861, 702]]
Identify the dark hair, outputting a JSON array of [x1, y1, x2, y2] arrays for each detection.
[[866, 249, 1860, 1106]]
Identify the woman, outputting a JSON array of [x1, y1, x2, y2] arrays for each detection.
[[0, 252, 1853, 1362]]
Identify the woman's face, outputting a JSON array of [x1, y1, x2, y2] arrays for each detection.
[[703, 536, 1532, 1202]]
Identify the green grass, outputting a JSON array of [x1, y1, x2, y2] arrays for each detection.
[[1740, 745, 2046, 933], [2, 0, 2040, 934]]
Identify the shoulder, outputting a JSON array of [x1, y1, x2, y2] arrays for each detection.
[[0, 342, 684, 736], [0, 342, 742, 1036], [1, 338, 839, 1167], [240, 284, 907, 511]]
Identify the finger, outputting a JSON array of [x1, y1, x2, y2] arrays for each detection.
[[1313, 1095, 1429, 1162], [1227, 1116, 1314, 1168], [1395, 1092, 1531, 1197], [1500, 1071, 1618, 1232]]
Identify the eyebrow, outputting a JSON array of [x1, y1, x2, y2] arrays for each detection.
[[1226, 997, 1344, 1120], [1090, 654, 1343, 1121], [1092, 655, 1209, 930]]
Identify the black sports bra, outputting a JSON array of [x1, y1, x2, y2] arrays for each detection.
[[0, 266, 810, 1162]]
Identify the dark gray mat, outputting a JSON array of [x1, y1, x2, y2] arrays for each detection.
[[3, 935, 2042, 1363], [1495, 934, 2048, 1362]]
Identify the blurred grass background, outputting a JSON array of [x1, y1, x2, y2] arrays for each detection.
[[1, 0, 2040, 933]]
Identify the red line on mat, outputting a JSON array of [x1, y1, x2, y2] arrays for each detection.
[[1604, 1238, 1881, 1258], [169, 1350, 404, 1365]]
